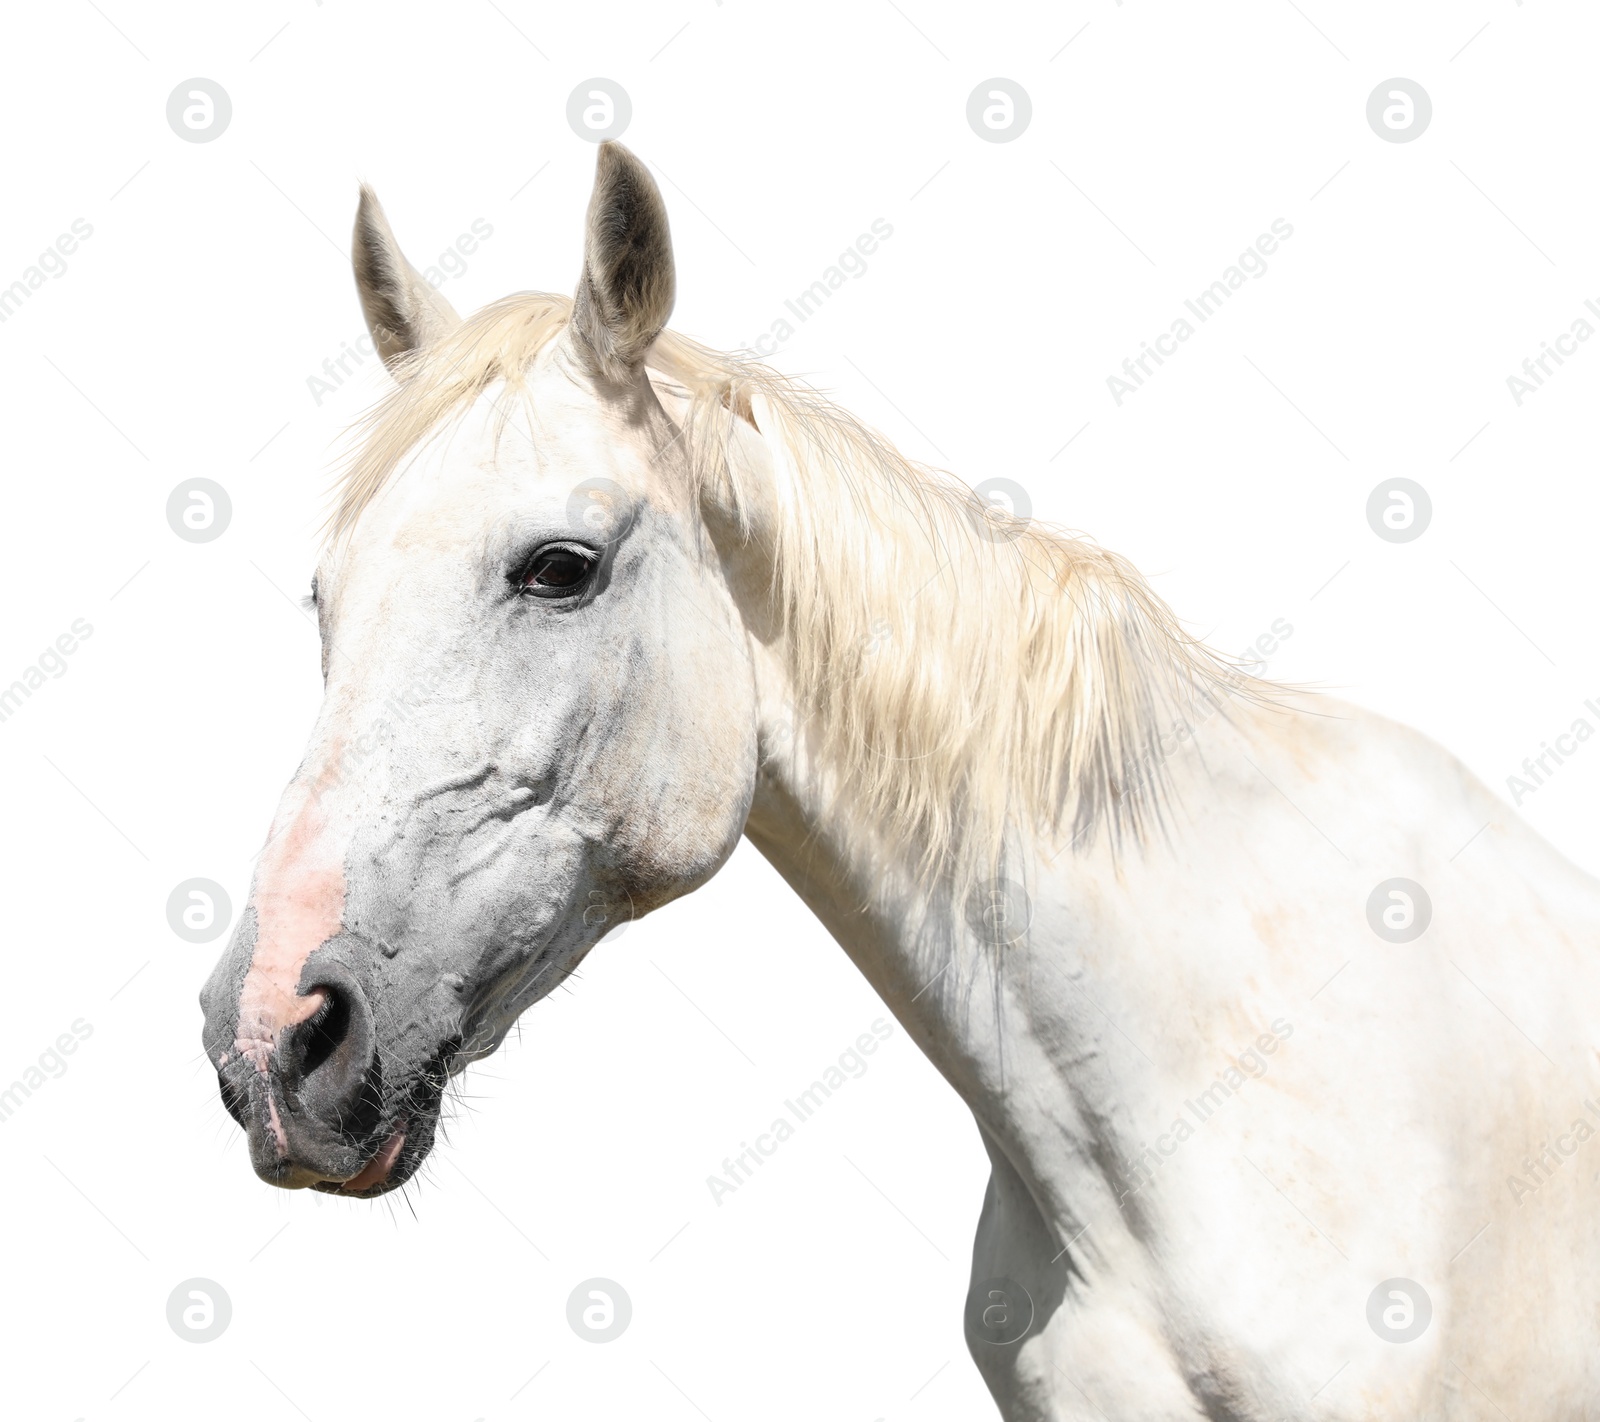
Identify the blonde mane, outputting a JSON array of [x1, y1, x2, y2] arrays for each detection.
[[330, 292, 1250, 890]]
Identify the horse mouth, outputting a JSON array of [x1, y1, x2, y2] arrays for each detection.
[[316, 1047, 456, 1196], [316, 1121, 411, 1196]]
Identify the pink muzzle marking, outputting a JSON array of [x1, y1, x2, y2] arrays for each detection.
[[234, 786, 349, 1156]]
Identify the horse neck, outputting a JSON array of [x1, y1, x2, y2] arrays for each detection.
[[700, 382, 1192, 1114], [741, 711, 1009, 1089], [720, 521, 1020, 1111]]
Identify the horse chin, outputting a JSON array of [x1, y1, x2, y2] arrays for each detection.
[[315, 1111, 436, 1198]]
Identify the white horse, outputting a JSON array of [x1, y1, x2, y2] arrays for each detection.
[[200, 143, 1600, 1419]]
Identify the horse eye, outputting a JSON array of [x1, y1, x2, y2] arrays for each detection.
[[519, 547, 594, 598]]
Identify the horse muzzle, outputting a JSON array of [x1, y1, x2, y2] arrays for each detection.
[[210, 957, 400, 1190]]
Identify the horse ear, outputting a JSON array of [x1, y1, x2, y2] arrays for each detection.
[[351, 185, 461, 371], [570, 142, 675, 383]]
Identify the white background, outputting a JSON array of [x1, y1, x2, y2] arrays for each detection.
[[1, 2, 1596, 1419]]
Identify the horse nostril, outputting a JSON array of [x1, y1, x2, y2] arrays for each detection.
[[296, 988, 352, 1080], [270, 963, 380, 1142]]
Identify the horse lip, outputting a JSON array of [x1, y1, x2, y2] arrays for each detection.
[[257, 1157, 339, 1191], [232, 1056, 411, 1192], [321, 1120, 409, 1196]]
